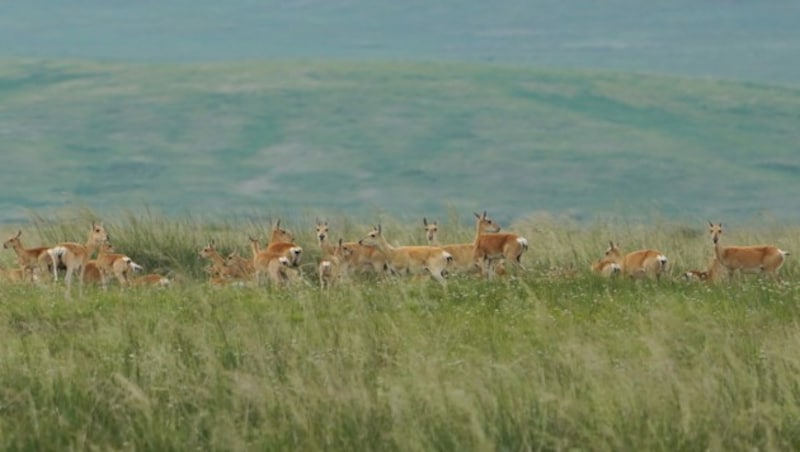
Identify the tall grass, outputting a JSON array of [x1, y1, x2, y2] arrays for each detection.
[[0, 211, 798, 450]]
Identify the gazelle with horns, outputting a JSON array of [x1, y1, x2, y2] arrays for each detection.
[[423, 217, 505, 276], [40, 222, 109, 297], [472, 211, 528, 277]]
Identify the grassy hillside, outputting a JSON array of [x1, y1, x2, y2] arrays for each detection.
[[0, 214, 799, 450], [1, 59, 799, 224]]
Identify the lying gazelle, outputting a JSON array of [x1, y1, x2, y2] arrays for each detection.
[[472, 211, 528, 277], [199, 239, 230, 279], [130, 273, 172, 287], [358, 224, 453, 284], [603, 241, 668, 280], [95, 241, 145, 289], [225, 250, 255, 279], [423, 217, 505, 276], [40, 222, 109, 297], [708, 222, 790, 280], [0, 264, 34, 283], [682, 257, 725, 283], [316, 219, 387, 276], [590, 256, 621, 277]]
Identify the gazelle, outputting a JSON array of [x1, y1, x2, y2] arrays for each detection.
[[590, 256, 621, 277], [41, 222, 109, 297], [708, 222, 790, 280], [225, 251, 255, 279], [199, 240, 230, 279], [472, 211, 528, 277], [3, 230, 59, 274], [130, 273, 172, 287], [316, 219, 387, 276], [252, 235, 302, 286], [423, 217, 504, 276], [265, 219, 297, 253], [318, 238, 353, 290], [95, 241, 145, 288], [682, 257, 725, 283], [0, 264, 34, 283], [603, 241, 668, 280], [315, 219, 336, 256], [358, 224, 453, 284]]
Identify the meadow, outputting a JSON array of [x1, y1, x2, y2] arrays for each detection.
[[1, 211, 798, 450]]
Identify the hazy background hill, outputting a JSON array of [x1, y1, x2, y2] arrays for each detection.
[[1, 1, 798, 225]]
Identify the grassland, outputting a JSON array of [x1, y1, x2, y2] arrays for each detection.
[[1, 212, 799, 450], [1, 59, 800, 225]]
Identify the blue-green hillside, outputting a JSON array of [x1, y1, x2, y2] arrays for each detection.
[[1, 59, 798, 224]]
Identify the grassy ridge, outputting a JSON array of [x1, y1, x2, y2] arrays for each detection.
[[1, 59, 800, 224], [1, 213, 799, 450]]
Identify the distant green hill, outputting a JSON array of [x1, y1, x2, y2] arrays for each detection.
[[1, 59, 798, 224]]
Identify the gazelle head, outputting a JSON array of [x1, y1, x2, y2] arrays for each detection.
[[604, 241, 621, 259], [225, 250, 241, 264], [89, 222, 109, 246], [99, 240, 115, 254], [474, 211, 501, 234], [708, 222, 723, 244], [423, 218, 438, 244], [270, 219, 294, 244], [315, 219, 329, 244], [199, 239, 218, 258], [358, 224, 383, 248], [3, 230, 22, 249], [286, 246, 303, 267]]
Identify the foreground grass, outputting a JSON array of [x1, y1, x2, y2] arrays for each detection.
[[1, 213, 799, 450]]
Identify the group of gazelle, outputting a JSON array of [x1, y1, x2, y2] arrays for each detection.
[[200, 211, 529, 288], [590, 222, 790, 281], [1, 223, 170, 296]]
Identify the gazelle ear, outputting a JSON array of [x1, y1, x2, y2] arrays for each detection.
[[474, 212, 481, 219], [708, 221, 714, 227], [483, 210, 487, 218], [338, 238, 343, 246], [608, 240, 614, 248], [377, 224, 382, 234], [16, 230, 22, 238], [423, 217, 428, 226]]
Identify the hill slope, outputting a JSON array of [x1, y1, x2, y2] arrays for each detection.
[[1, 59, 798, 224], [1, 1, 800, 85]]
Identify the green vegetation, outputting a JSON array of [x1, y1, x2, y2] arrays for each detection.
[[1, 59, 800, 224], [1, 212, 798, 450]]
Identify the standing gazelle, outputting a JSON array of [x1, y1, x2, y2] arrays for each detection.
[[472, 211, 528, 277], [316, 219, 388, 276], [603, 241, 668, 280], [358, 224, 453, 284], [708, 222, 790, 280], [423, 217, 504, 276], [41, 222, 109, 297]]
